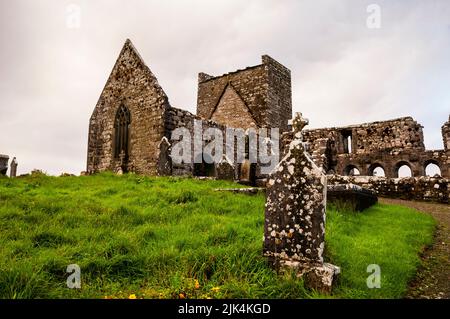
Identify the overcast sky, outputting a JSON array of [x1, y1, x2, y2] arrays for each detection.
[[0, 0, 449, 175]]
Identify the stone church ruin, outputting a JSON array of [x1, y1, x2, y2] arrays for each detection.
[[87, 39, 290, 183], [87, 39, 449, 203]]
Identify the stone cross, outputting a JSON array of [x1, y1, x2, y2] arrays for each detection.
[[292, 112, 309, 137], [10, 157, 17, 178], [263, 112, 339, 293]]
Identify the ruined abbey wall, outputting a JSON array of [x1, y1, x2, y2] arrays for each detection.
[[443, 116, 450, 152], [87, 39, 449, 203], [88, 40, 291, 181], [87, 40, 169, 175], [290, 117, 450, 179], [164, 106, 229, 177], [328, 175, 449, 204]]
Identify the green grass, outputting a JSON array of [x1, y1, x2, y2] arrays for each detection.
[[0, 173, 436, 299]]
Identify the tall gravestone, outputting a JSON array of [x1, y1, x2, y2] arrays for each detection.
[[157, 137, 172, 176], [10, 157, 17, 178], [263, 112, 340, 293]]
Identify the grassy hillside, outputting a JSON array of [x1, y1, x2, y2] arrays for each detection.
[[0, 173, 436, 299]]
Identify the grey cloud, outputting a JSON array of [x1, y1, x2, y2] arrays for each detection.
[[0, 0, 449, 175]]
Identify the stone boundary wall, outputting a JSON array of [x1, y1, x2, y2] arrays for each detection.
[[328, 175, 449, 204]]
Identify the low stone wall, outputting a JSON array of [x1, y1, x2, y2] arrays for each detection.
[[328, 175, 449, 204], [327, 184, 378, 211]]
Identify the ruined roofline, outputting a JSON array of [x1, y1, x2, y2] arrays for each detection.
[[198, 64, 263, 84], [304, 116, 422, 132], [198, 54, 289, 84], [169, 106, 200, 119]]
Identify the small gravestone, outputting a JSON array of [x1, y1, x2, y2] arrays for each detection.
[[263, 112, 340, 293], [114, 166, 123, 175], [158, 136, 172, 176], [10, 157, 18, 178], [216, 154, 235, 180]]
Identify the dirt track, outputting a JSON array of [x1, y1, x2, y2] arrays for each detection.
[[379, 198, 449, 299]]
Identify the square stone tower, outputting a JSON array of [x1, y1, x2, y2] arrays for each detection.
[[196, 55, 292, 132]]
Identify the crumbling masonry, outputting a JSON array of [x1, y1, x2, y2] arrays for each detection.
[[87, 39, 449, 202], [87, 39, 291, 180]]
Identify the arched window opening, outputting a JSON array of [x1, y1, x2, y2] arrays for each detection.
[[347, 136, 352, 154], [344, 165, 360, 176], [369, 163, 386, 177], [342, 130, 353, 154], [373, 166, 385, 177], [397, 164, 412, 178], [114, 105, 131, 161], [425, 162, 441, 177]]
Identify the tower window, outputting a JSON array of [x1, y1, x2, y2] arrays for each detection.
[[342, 130, 353, 154]]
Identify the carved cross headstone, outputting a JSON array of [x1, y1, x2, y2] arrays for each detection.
[[263, 112, 339, 293], [292, 112, 309, 135]]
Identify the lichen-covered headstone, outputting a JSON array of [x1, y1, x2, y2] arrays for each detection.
[[263, 112, 339, 293], [215, 154, 235, 180]]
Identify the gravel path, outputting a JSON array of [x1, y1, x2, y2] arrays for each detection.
[[379, 198, 449, 299]]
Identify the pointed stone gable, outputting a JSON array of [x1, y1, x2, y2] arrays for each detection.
[[210, 84, 257, 130], [87, 39, 170, 175]]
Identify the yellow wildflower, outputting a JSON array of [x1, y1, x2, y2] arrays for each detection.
[[194, 280, 200, 289], [211, 287, 220, 292], [128, 294, 137, 299]]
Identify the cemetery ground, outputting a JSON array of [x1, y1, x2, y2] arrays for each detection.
[[0, 173, 436, 299]]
